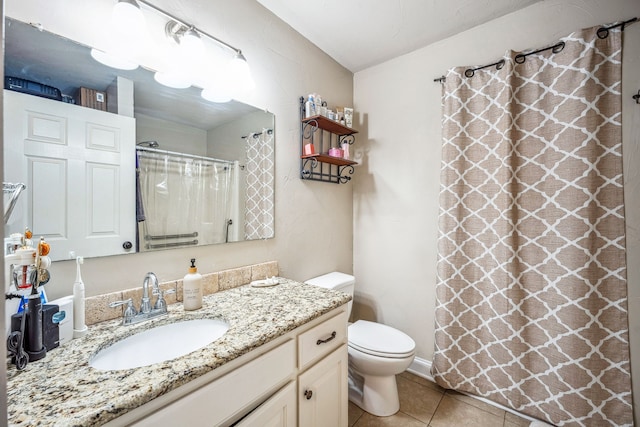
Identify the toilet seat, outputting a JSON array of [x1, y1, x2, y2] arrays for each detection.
[[348, 320, 415, 359]]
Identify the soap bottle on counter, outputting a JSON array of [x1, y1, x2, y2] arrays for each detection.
[[183, 258, 203, 311]]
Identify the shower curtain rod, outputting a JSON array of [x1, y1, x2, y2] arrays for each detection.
[[241, 128, 273, 139], [136, 146, 234, 166], [432, 16, 638, 83]]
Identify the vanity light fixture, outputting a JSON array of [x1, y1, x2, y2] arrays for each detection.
[[229, 52, 256, 92], [92, 0, 255, 100], [112, 0, 145, 32], [90, 0, 146, 70], [165, 21, 205, 58], [136, 0, 255, 100], [152, 21, 205, 89]]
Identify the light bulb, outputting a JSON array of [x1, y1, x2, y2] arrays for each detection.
[[112, 0, 145, 34], [180, 28, 204, 57], [228, 52, 255, 93]]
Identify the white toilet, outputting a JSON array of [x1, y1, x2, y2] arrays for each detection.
[[305, 272, 416, 417]]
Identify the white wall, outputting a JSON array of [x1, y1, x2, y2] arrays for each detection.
[[136, 114, 207, 156], [353, 0, 640, 419], [3, 0, 354, 297]]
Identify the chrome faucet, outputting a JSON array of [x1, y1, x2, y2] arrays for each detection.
[[110, 272, 175, 325], [140, 272, 158, 314]]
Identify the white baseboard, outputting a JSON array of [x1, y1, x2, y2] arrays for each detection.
[[406, 356, 434, 382]]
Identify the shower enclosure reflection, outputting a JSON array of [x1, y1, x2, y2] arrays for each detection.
[[137, 146, 237, 250], [136, 130, 277, 250]]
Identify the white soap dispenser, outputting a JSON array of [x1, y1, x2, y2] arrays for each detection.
[[72, 256, 88, 338], [183, 258, 203, 311]]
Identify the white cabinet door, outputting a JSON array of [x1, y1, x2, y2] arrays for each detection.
[[298, 344, 348, 427], [4, 90, 136, 260], [236, 381, 296, 427]]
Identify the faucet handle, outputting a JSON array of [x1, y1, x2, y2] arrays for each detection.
[[153, 288, 176, 311], [109, 298, 137, 323]]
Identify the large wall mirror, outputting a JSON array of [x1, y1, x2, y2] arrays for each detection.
[[3, 17, 275, 261]]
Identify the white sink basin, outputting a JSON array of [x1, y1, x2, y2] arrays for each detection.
[[90, 319, 229, 371]]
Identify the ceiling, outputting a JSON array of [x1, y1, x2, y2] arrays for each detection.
[[256, 0, 543, 72]]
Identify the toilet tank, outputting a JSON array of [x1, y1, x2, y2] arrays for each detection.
[[305, 272, 355, 317]]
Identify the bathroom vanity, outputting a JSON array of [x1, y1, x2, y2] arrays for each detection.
[[6, 279, 350, 426]]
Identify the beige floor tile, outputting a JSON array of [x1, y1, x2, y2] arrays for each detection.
[[445, 390, 505, 417], [353, 411, 427, 427], [349, 401, 365, 427], [429, 395, 505, 427], [398, 372, 447, 393], [505, 411, 532, 426], [397, 375, 443, 424]]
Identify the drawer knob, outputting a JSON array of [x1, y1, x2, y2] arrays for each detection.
[[316, 331, 337, 345], [304, 389, 313, 400]]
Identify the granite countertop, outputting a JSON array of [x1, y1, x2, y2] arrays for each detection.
[[6, 279, 351, 426]]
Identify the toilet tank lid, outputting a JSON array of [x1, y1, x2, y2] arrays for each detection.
[[305, 272, 355, 290]]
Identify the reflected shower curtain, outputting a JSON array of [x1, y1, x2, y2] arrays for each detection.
[[432, 24, 632, 426], [137, 151, 232, 249], [244, 129, 275, 240]]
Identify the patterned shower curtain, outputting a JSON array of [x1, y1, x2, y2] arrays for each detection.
[[244, 129, 275, 240], [432, 24, 632, 426]]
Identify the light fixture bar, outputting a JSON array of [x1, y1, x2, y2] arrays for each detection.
[[136, 0, 243, 56]]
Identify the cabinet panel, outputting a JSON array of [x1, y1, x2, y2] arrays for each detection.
[[236, 381, 296, 427], [298, 344, 348, 427], [131, 339, 295, 427]]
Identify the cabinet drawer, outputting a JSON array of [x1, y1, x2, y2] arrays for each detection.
[[298, 310, 347, 370]]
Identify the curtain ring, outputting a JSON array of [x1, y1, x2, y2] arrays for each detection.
[[597, 27, 609, 39], [552, 41, 565, 53]]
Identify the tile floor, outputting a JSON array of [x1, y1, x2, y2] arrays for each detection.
[[348, 372, 532, 427]]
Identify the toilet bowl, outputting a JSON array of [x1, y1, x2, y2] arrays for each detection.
[[305, 272, 416, 417]]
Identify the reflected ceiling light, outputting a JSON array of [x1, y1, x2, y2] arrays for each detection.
[[201, 87, 232, 103], [90, 48, 139, 70], [154, 70, 192, 89]]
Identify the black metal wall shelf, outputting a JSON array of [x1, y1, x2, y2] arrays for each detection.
[[299, 97, 358, 184]]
